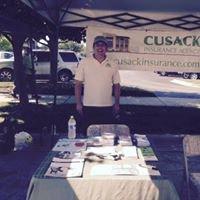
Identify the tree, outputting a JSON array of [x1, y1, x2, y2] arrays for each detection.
[[59, 40, 85, 53], [0, 35, 12, 51]]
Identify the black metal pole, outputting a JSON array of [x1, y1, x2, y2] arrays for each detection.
[[12, 34, 29, 105], [29, 38, 38, 104], [49, 26, 59, 106]]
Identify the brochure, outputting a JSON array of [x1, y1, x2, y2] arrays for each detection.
[[45, 162, 84, 178], [134, 134, 150, 147], [85, 146, 138, 160], [52, 139, 87, 152], [52, 151, 84, 163], [139, 147, 158, 161], [118, 135, 133, 146], [86, 146, 116, 156]]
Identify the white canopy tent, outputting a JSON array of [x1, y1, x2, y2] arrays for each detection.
[[21, 0, 200, 31], [21, 1, 200, 72], [21, 1, 200, 75]]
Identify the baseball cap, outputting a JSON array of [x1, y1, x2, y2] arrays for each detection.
[[93, 36, 108, 46], [23, 43, 30, 49]]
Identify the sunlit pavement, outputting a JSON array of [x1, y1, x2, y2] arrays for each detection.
[[1, 92, 200, 110], [171, 79, 200, 88], [0, 75, 200, 109]]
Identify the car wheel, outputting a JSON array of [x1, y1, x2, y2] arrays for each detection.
[[58, 70, 72, 82], [182, 73, 190, 79], [0, 69, 13, 81], [189, 73, 198, 80]]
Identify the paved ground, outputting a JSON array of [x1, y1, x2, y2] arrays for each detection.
[[120, 71, 200, 94]]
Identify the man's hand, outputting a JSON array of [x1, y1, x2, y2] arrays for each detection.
[[113, 83, 120, 116], [76, 103, 83, 115], [75, 80, 83, 115], [113, 103, 120, 115]]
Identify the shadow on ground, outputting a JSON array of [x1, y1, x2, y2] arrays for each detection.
[[1, 103, 200, 135]]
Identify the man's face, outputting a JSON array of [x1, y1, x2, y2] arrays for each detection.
[[93, 42, 107, 56], [22, 49, 26, 56], [22, 47, 29, 56]]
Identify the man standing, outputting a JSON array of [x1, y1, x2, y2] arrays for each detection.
[[75, 36, 121, 136], [12, 45, 38, 99]]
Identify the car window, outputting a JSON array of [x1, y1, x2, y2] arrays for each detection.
[[4, 53, 13, 59], [34, 51, 50, 62], [59, 52, 78, 62]]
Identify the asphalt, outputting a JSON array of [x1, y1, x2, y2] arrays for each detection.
[[0, 91, 200, 108]]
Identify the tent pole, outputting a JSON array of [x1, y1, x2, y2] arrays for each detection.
[[49, 26, 59, 106], [12, 34, 29, 105]]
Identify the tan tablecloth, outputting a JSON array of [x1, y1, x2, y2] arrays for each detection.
[[26, 149, 180, 200], [27, 177, 179, 200]]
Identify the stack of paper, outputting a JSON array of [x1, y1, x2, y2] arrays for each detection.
[[45, 162, 84, 178], [90, 164, 149, 176], [85, 146, 138, 160], [134, 134, 150, 147], [52, 151, 84, 163], [121, 146, 138, 158], [86, 146, 116, 156], [118, 135, 133, 146], [139, 147, 158, 161], [45, 139, 87, 178], [52, 139, 87, 152], [85, 146, 121, 160]]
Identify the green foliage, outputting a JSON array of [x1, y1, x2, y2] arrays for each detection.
[[59, 40, 85, 53], [0, 36, 12, 51]]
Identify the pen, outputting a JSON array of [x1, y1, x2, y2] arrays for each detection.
[[139, 164, 158, 170]]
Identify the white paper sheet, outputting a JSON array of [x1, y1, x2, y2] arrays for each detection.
[[86, 146, 117, 156], [122, 146, 138, 158], [118, 135, 133, 146], [134, 134, 150, 147], [90, 164, 149, 176], [52, 151, 84, 163], [45, 162, 84, 178]]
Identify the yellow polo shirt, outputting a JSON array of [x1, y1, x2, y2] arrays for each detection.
[[75, 56, 120, 107]]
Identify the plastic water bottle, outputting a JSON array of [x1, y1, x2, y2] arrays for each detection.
[[68, 116, 76, 139]]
